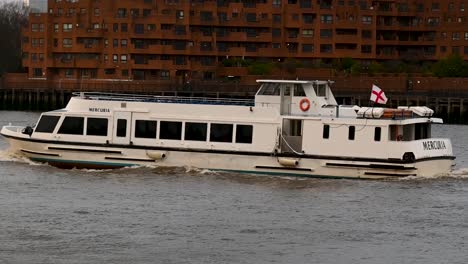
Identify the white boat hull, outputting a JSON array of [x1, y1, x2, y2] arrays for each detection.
[[2, 134, 454, 180]]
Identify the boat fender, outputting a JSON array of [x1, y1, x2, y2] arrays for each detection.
[[277, 157, 299, 166], [146, 151, 166, 160], [299, 98, 311, 112]]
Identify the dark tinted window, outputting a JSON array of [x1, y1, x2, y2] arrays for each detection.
[[185, 122, 207, 141], [348, 126, 355, 140], [160, 121, 182, 140], [374, 127, 381, 141], [236, 125, 253, 144], [116, 119, 127, 137], [323, 124, 330, 139], [58, 116, 84, 135], [210, 123, 233, 142], [87, 118, 108, 136], [135, 120, 156, 138], [35, 115, 60, 133]]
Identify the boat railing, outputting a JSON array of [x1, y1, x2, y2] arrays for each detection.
[[72, 92, 255, 107]]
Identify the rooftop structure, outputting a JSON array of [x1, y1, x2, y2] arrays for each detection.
[[22, 0, 468, 82]]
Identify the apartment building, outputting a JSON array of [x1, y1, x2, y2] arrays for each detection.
[[22, 0, 468, 82]]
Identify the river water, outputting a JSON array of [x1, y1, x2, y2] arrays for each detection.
[[1, 111, 467, 264]]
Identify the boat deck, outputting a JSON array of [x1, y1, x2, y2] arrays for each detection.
[[73, 92, 255, 107]]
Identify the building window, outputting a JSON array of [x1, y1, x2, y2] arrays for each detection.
[[348, 126, 355, 140], [121, 39, 127, 48], [122, 69, 129, 76], [94, 8, 100, 16], [452, 46, 460, 54], [302, 44, 314, 52], [134, 24, 144, 34], [62, 23, 73, 32], [65, 69, 74, 77], [273, 0, 281, 7], [273, 14, 281, 23], [361, 45, 372, 53], [160, 70, 170, 80], [210, 124, 233, 143], [62, 38, 72, 48], [362, 16, 372, 24], [236, 125, 253, 144], [35, 115, 60, 133], [323, 125, 330, 139], [320, 14, 333, 23], [120, 55, 127, 64], [113, 23, 118, 32], [374, 127, 381, 141], [452, 32, 460, 40], [54, 23, 59, 32], [33, 68, 42, 77], [272, 28, 281, 37], [113, 54, 118, 63], [320, 29, 332, 38], [185, 122, 207, 141], [87, 118, 108, 136], [160, 121, 182, 140], [58, 117, 84, 135], [121, 23, 128, 32], [135, 120, 157, 138], [302, 29, 313, 37], [362, 30, 372, 39], [117, 8, 127, 18], [431, 2, 440, 11]]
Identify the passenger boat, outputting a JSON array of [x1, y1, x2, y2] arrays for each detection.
[[0, 80, 455, 179]]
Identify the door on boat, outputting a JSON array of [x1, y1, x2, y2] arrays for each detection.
[[112, 111, 132, 145], [280, 119, 303, 154], [280, 85, 292, 115]]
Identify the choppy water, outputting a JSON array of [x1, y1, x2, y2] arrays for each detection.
[[1, 111, 468, 264]]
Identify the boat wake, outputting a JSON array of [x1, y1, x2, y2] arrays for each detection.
[[0, 148, 43, 166]]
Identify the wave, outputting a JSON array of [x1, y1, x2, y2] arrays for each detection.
[[0, 148, 43, 166]]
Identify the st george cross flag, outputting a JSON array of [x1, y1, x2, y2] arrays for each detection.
[[370, 84, 388, 104]]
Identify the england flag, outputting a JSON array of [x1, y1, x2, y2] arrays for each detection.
[[370, 84, 388, 104]]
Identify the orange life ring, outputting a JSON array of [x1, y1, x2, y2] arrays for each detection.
[[299, 98, 311, 112]]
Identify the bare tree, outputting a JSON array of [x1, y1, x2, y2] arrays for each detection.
[[0, 1, 28, 76]]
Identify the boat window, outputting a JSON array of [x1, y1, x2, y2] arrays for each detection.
[[313, 83, 327, 97], [374, 127, 381, 141], [58, 116, 84, 135], [258, 83, 281, 96], [236, 125, 253, 144], [389, 125, 413, 141], [185, 122, 207, 141], [116, 119, 127, 137], [160, 121, 182, 140], [135, 120, 157, 138], [210, 123, 233, 143], [323, 124, 330, 139], [348, 126, 355, 140], [293, 84, 306, 96], [35, 115, 60, 133], [86, 118, 108, 136], [415, 123, 431, 140]]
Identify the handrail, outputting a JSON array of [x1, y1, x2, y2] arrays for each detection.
[[72, 92, 255, 107]]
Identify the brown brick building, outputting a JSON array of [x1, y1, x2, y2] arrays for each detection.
[[22, 0, 468, 83]]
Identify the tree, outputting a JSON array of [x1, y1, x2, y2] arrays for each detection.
[[0, 2, 29, 76], [431, 54, 468, 77]]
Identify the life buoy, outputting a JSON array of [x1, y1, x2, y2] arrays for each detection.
[[299, 98, 311, 112]]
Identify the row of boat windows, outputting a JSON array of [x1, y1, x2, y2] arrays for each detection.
[[35, 115, 253, 144], [322, 123, 431, 141], [322, 125, 382, 141]]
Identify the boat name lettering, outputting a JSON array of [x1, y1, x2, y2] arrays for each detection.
[[422, 140, 446, 150], [89, 108, 110, 113]]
